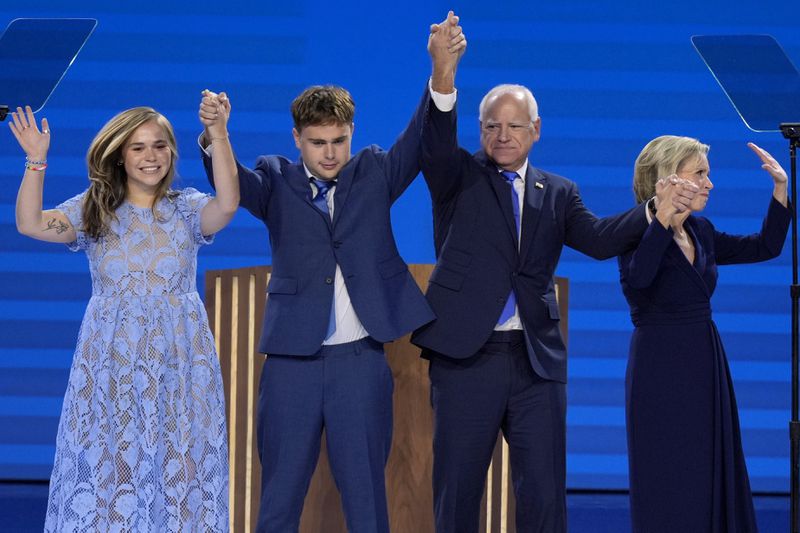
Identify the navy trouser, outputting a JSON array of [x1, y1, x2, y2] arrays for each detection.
[[426, 331, 566, 533], [255, 337, 393, 533]]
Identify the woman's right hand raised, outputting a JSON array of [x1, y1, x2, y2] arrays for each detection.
[[8, 106, 50, 161], [748, 142, 788, 207]]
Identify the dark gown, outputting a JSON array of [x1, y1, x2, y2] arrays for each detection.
[[618, 197, 790, 533]]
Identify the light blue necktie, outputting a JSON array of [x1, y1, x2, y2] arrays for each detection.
[[311, 177, 337, 339], [497, 170, 520, 324]]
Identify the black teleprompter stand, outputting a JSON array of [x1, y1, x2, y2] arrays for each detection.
[[782, 123, 800, 533], [692, 34, 800, 531]]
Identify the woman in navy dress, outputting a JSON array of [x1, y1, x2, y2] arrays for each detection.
[[619, 136, 789, 533]]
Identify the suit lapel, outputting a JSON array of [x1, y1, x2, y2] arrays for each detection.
[[685, 218, 711, 293], [489, 170, 519, 247], [292, 159, 332, 230], [287, 160, 311, 198], [332, 157, 356, 227], [475, 152, 519, 249], [519, 167, 548, 261], [667, 218, 711, 297]]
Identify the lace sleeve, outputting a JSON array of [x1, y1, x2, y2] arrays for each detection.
[[55, 191, 89, 251], [174, 187, 214, 245]]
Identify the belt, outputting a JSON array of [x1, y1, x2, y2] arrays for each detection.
[[486, 330, 525, 343]]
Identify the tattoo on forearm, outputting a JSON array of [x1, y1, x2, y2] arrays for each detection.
[[45, 218, 70, 234]]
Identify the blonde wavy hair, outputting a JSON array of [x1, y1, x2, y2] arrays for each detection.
[[83, 107, 178, 239], [632, 135, 709, 204]]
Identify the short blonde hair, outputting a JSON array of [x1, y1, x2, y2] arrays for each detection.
[[633, 135, 709, 204]]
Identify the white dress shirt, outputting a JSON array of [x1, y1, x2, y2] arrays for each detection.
[[304, 167, 369, 345]]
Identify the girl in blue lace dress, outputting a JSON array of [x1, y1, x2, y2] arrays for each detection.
[[10, 96, 238, 532]]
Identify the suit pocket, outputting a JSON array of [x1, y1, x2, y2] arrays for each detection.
[[546, 300, 560, 320], [267, 276, 297, 295], [441, 246, 472, 268], [378, 255, 408, 279], [429, 265, 464, 291]]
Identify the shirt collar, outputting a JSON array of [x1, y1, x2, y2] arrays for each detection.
[[302, 163, 315, 180], [303, 163, 337, 192], [498, 160, 528, 183]]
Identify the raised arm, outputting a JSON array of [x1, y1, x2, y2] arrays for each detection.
[[714, 143, 790, 264], [421, 11, 467, 204], [566, 167, 703, 261], [198, 90, 239, 235], [11, 106, 77, 243], [429, 11, 466, 95], [616, 180, 692, 288], [749, 142, 788, 207]]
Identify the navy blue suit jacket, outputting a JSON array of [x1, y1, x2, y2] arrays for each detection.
[[203, 87, 435, 356], [411, 95, 649, 383]]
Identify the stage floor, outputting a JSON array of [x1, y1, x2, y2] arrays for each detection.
[[1, 482, 789, 532]]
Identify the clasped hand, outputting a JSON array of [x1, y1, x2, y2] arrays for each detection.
[[199, 90, 231, 142]]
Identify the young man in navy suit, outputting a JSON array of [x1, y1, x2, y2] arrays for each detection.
[[414, 19, 696, 533], [200, 13, 466, 533]]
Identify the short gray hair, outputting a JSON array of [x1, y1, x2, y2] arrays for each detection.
[[633, 135, 710, 204], [479, 84, 539, 122]]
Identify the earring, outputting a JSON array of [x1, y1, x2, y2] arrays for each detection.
[[116, 161, 123, 166]]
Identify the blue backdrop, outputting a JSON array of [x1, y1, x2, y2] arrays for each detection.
[[0, 0, 796, 492]]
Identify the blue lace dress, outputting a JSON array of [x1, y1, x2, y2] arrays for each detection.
[[43, 188, 229, 532]]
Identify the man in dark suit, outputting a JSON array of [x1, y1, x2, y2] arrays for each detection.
[[414, 20, 695, 533], [199, 15, 465, 533]]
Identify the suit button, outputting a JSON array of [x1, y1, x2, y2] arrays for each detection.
[[496, 297, 505, 303], [325, 277, 333, 284], [333, 240, 342, 248]]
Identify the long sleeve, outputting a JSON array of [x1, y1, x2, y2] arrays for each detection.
[[420, 86, 464, 205], [374, 85, 430, 203], [714, 196, 791, 265], [618, 220, 675, 290], [563, 183, 649, 261]]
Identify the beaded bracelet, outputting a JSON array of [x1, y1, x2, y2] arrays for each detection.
[[25, 161, 47, 171], [25, 156, 47, 165]]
